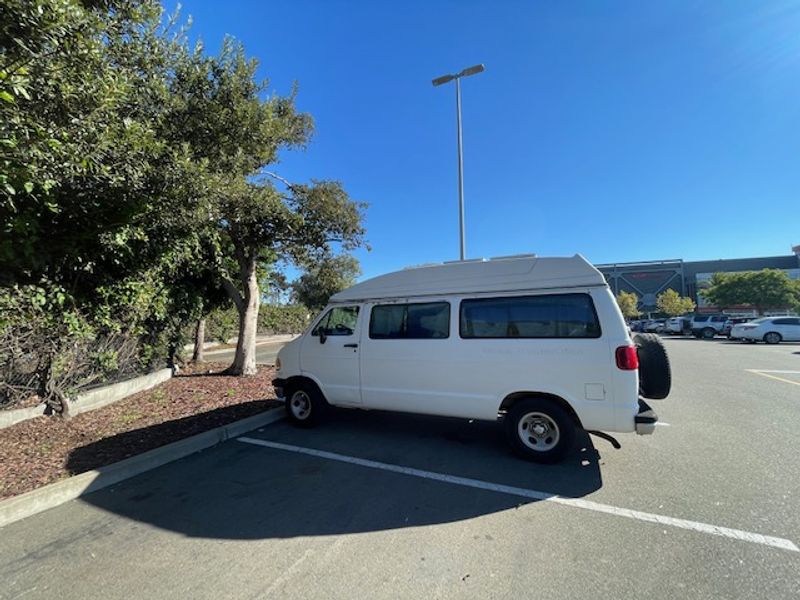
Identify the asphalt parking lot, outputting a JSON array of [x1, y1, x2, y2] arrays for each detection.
[[1, 337, 799, 599]]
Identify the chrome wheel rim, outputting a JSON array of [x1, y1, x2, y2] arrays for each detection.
[[518, 412, 560, 452], [289, 391, 311, 420], [765, 332, 780, 344]]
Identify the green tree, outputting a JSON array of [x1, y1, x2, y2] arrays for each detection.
[[656, 289, 696, 316], [701, 269, 797, 314], [615, 291, 640, 319], [292, 254, 361, 311], [1, 0, 193, 287], [1, 1, 367, 396], [0, 1, 216, 410], [166, 43, 367, 375]]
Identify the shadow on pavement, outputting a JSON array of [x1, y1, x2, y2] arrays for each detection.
[[64, 401, 277, 475], [68, 409, 604, 540]]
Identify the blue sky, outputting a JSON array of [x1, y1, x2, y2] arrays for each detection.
[[169, 0, 800, 280]]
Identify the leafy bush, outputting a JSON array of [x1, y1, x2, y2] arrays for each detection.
[[205, 307, 240, 344], [258, 304, 310, 334], [0, 283, 181, 412]]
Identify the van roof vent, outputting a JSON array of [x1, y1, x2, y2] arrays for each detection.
[[489, 253, 537, 261]]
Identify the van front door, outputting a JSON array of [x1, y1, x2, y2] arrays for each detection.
[[300, 305, 362, 405]]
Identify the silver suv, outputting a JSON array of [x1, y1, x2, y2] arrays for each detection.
[[690, 314, 729, 339]]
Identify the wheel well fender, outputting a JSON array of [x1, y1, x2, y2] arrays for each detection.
[[284, 375, 325, 400], [498, 392, 583, 428]]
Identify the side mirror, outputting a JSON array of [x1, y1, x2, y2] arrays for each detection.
[[319, 329, 327, 344]]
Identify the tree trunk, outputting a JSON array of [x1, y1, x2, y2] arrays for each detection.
[[192, 318, 206, 362], [227, 258, 260, 376]]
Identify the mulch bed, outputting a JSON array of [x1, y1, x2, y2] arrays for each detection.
[[0, 363, 279, 501]]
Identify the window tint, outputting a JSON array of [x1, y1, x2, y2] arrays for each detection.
[[369, 302, 450, 339], [312, 306, 359, 336], [460, 294, 601, 339], [693, 315, 710, 322], [772, 318, 799, 325], [369, 305, 405, 338]]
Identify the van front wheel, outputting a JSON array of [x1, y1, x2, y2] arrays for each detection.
[[285, 383, 328, 428], [505, 398, 576, 464]]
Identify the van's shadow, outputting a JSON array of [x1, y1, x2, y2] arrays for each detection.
[[68, 409, 604, 540]]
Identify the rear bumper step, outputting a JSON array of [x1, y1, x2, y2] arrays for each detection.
[[635, 398, 658, 435]]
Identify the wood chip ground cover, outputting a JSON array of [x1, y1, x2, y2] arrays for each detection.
[[0, 363, 278, 501]]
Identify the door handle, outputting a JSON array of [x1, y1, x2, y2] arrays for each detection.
[[343, 343, 358, 348]]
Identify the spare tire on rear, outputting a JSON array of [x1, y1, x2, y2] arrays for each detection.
[[632, 333, 671, 400]]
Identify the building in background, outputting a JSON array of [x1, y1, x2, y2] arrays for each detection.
[[596, 245, 800, 314]]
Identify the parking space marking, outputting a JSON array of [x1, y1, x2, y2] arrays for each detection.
[[746, 369, 800, 387], [654, 422, 671, 427], [237, 437, 798, 553]]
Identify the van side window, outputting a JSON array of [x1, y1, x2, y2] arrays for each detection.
[[460, 294, 601, 339], [312, 306, 359, 336], [370, 302, 450, 339]]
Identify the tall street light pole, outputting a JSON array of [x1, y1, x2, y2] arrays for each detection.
[[433, 63, 485, 261]]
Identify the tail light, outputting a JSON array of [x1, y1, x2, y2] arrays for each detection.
[[616, 345, 639, 370]]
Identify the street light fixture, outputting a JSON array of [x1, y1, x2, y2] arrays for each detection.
[[432, 63, 485, 261]]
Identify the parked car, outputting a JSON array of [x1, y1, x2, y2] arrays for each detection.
[[273, 254, 672, 464], [664, 316, 691, 334], [629, 319, 645, 332], [723, 316, 755, 338], [729, 317, 800, 344], [690, 314, 730, 339], [643, 319, 667, 333]]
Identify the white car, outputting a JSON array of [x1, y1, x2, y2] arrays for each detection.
[[730, 317, 800, 344], [273, 254, 672, 463], [643, 319, 666, 333], [664, 317, 689, 334]]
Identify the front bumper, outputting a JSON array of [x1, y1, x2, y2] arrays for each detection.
[[272, 378, 287, 400], [635, 399, 658, 435]]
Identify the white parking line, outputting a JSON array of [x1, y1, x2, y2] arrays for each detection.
[[746, 369, 800, 387], [237, 437, 798, 553], [654, 422, 671, 427]]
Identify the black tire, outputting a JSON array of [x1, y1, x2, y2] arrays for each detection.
[[504, 398, 576, 464], [633, 333, 671, 400], [763, 331, 782, 345], [284, 381, 328, 428], [702, 327, 716, 340]]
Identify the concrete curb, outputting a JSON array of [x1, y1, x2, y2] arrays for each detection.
[[0, 407, 285, 529], [0, 404, 48, 429], [71, 368, 173, 417], [0, 368, 174, 430]]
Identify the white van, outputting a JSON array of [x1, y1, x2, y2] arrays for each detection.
[[273, 255, 671, 463]]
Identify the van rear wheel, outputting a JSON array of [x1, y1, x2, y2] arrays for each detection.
[[504, 398, 576, 464]]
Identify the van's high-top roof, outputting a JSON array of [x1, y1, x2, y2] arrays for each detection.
[[330, 254, 606, 303]]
